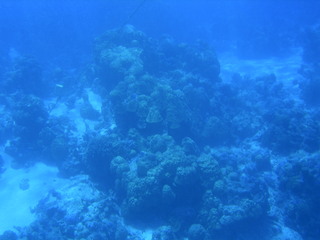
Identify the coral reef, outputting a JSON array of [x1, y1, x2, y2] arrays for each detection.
[[5, 94, 49, 165], [17, 175, 136, 240], [1, 26, 319, 240], [276, 152, 320, 240], [2, 57, 48, 97]]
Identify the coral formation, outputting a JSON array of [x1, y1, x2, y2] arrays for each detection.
[[1, 25, 319, 240], [2, 57, 47, 97]]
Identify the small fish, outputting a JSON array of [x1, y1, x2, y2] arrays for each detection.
[[55, 84, 64, 88]]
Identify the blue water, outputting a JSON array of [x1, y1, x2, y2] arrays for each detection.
[[0, 1, 319, 240]]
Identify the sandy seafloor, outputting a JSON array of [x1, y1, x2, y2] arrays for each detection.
[[219, 50, 302, 90], [0, 150, 68, 233], [0, 91, 103, 234], [0, 51, 303, 237]]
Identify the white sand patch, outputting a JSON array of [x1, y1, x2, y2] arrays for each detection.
[[86, 88, 102, 113], [47, 98, 92, 138], [49, 101, 68, 117], [141, 229, 153, 240], [47, 89, 106, 139], [0, 151, 69, 234], [70, 100, 88, 136], [127, 226, 154, 240]]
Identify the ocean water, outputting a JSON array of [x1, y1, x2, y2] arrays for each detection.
[[0, 0, 319, 239]]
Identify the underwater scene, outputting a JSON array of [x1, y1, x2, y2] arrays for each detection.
[[0, 0, 320, 239]]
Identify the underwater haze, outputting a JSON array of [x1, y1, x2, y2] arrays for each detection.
[[0, 0, 319, 240]]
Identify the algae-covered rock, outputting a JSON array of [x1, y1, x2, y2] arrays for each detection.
[[188, 224, 208, 240], [146, 106, 163, 123], [20, 175, 134, 240], [3, 57, 49, 97]]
